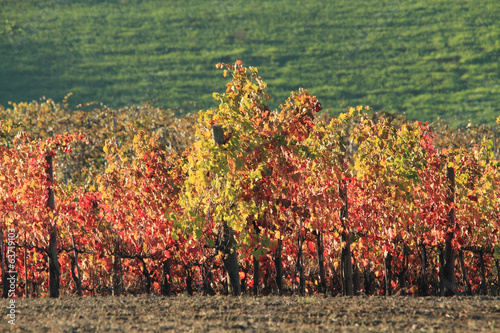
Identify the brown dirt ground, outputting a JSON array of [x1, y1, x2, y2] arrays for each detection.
[[1, 295, 500, 332]]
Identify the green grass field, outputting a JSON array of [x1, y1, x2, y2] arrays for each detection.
[[1, 0, 499, 125]]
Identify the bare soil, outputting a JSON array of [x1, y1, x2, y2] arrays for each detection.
[[2, 295, 500, 332]]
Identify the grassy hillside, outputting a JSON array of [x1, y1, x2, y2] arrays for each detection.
[[1, 0, 499, 125]]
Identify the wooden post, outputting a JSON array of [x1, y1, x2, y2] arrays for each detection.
[[161, 257, 172, 296], [275, 239, 283, 296], [384, 252, 392, 296], [441, 166, 456, 296], [212, 125, 225, 147], [46, 155, 60, 298], [419, 243, 428, 296], [186, 267, 193, 296], [112, 241, 123, 296], [253, 254, 259, 296], [339, 139, 353, 296], [340, 179, 353, 296], [316, 231, 327, 294], [46, 155, 55, 209], [212, 125, 241, 296]]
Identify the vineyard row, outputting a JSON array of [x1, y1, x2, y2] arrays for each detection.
[[1, 61, 499, 298]]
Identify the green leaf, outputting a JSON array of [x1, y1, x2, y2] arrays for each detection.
[[494, 244, 500, 260], [195, 228, 202, 240]]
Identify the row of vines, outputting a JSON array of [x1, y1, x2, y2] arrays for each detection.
[[1, 61, 500, 298]]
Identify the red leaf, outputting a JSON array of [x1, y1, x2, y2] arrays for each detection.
[[308, 241, 315, 253]]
